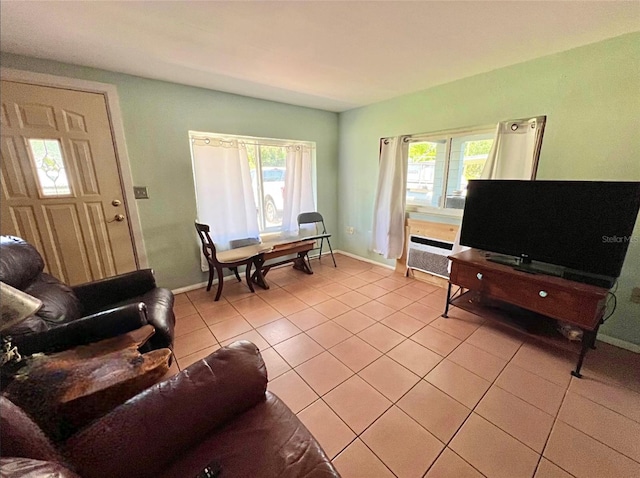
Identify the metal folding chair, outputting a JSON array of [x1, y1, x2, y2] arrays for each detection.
[[297, 212, 336, 267]]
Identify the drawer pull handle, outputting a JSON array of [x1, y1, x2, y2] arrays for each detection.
[[476, 273, 483, 280], [539, 290, 548, 298]]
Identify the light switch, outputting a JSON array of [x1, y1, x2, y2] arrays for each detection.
[[133, 186, 149, 199]]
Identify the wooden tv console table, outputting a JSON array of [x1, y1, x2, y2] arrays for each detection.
[[444, 249, 609, 378]]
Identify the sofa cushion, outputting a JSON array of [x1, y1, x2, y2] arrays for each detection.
[[24, 274, 82, 325], [159, 392, 338, 478], [5, 315, 50, 336], [0, 236, 44, 290], [0, 397, 64, 464]]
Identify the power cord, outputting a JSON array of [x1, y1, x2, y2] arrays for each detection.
[[602, 291, 617, 323]]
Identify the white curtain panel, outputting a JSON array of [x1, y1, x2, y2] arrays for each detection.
[[192, 139, 260, 270], [451, 116, 545, 259], [481, 117, 545, 180], [372, 136, 409, 259], [282, 145, 315, 233]]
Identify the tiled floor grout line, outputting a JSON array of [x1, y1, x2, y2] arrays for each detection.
[[421, 447, 487, 478], [535, 380, 575, 477], [571, 372, 640, 400], [292, 361, 354, 403], [421, 338, 555, 476], [566, 385, 640, 426], [420, 339, 524, 477], [321, 395, 398, 477], [421, 341, 527, 477], [556, 377, 640, 464], [558, 419, 640, 466]]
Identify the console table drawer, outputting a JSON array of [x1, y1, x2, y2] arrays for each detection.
[[487, 279, 594, 327], [450, 261, 604, 329], [450, 261, 491, 290]]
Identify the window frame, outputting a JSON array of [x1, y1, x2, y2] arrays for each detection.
[[404, 125, 495, 217], [189, 131, 316, 235]]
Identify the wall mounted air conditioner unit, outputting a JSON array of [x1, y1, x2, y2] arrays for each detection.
[[407, 235, 453, 278]]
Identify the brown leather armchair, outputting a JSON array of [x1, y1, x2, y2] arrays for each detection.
[[0, 341, 340, 478], [0, 236, 175, 355]]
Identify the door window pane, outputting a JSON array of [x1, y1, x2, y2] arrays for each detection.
[[27, 138, 71, 196]]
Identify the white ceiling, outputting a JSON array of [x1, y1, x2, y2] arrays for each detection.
[[1, 1, 638, 112]]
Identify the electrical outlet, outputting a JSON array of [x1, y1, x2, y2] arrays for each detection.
[[346, 226, 355, 235], [631, 287, 640, 304], [133, 186, 149, 199]]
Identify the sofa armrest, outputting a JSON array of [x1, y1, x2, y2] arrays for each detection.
[[12, 303, 147, 356], [72, 269, 156, 313], [64, 341, 268, 478], [136, 288, 175, 352]]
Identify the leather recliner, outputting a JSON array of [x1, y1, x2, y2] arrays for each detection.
[[0, 341, 341, 478], [0, 236, 175, 355]]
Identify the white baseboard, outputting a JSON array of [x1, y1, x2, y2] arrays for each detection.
[[333, 249, 395, 270], [172, 281, 209, 295], [596, 333, 640, 353]]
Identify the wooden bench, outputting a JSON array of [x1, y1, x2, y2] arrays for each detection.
[[251, 238, 316, 289]]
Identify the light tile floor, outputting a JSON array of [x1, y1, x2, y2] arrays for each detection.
[[166, 253, 640, 478]]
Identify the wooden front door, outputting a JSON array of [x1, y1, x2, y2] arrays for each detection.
[[1, 80, 137, 285]]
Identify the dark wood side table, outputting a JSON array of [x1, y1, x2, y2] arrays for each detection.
[[2, 325, 171, 441], [444, 249, 609, 378]]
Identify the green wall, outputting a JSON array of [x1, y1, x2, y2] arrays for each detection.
[[0, 53, 339, 291], [338, 32, 640, 345]]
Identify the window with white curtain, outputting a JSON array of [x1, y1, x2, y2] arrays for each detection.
[[190, 132, 315, 245], [405, 127, 495, 213], [245, 143, 288, 231], [374, 118, 545, 260]]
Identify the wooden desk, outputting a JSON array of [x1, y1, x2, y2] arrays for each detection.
[[252, 236, 316, 289], [2, 325, 171, 441]]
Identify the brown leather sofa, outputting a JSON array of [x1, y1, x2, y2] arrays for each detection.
[[0, 236, 175, 355], [0, 341, 340, 478]]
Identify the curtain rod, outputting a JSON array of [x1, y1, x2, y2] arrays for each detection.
[[381, 122, 498, 143], [382, 117, 544, 143], [190, 136, 315, 149]]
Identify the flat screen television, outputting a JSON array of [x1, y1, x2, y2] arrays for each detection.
[[459, 180, 640, 285]]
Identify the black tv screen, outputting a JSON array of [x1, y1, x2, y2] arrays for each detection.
[[459, 180, 640, 279]]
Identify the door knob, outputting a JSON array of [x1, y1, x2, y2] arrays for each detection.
[[108, 214, 125, 223], [112, 199, 122, 206]]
